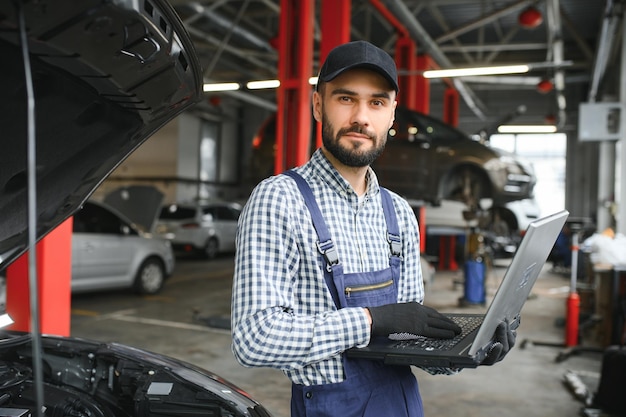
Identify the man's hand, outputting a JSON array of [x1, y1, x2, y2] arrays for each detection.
[[480, 321, 517, 366], [367, 302, 462, 339]]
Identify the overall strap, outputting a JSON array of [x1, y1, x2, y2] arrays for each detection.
[[283, 170, 342, 307], [379, 187, 402, 258]]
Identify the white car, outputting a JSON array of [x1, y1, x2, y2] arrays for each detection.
[[72, 200, 175, 294], [423, 198, 541, 257], [155, 201, 242, 259], [425, 198, 540, 231]]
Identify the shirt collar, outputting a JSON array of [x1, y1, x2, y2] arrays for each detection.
[[307, 149, 381, 198]]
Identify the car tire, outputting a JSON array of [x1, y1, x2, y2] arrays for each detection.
[[134, 258, 165, 295], [204, 237, 219, 259], [446, 167, 491, 209]]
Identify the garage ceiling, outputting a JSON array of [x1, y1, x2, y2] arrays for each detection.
[[170, 0, 622, 136]]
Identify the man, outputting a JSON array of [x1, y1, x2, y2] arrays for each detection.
[[232, 40, 515, 417]]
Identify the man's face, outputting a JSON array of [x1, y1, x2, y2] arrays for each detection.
[[313, 68, 397, 168]]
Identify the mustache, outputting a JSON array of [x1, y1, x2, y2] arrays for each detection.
[[337, 125, 376, 140]]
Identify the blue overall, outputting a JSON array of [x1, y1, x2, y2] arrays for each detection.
[[284, 170, 424, 417]]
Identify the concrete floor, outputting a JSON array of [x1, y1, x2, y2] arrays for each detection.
[[70, 255, 606, 417]]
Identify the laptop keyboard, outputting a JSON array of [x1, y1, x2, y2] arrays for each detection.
[[391, 315, 484, 351]]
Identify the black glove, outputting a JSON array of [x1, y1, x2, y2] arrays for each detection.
[[368, 302, 462, 339], [480, 320, 517, 366]]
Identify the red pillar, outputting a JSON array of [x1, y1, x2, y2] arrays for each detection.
[[438, 235, 459, 271], [6, 217, 73, 336], [443, 87, 460, 127], [275, 0, 315, 173], [415, 55, 434, 114], [315, 0, 351, 148], [394, 37, 418, 110]]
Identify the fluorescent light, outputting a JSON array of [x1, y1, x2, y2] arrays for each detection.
[[247, 79, 280, 90], [206, 78, 317, 92], [497, 125, 557, 133], [423, 65, 530, 78], [205, 65, 532, 92], [203, 82, 240, 92]]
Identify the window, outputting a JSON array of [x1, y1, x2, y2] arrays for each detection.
[[490, 133, 567, 215], [74, 203, 129, 235]]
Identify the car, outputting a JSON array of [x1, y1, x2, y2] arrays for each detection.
[[0, 1, 274, 416], [246, 108, 536, 209], [373, 107, 536, 208], [155, 201, 242, 259], [423, 198, 542, 258], [72, 200, 175, 295]]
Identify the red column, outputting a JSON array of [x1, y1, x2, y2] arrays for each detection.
[[6, 217, 73, 336], [438, 235, 459, 271], [275, 0, 315, 173], [443, 87, 460, 127], [394, 37, 418, 109], [415, 55, 433, 114], [315, 0, 351, 148]]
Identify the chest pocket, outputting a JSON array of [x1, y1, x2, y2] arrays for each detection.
[[342, 269, 397, 308]]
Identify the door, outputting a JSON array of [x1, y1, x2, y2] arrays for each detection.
[[72, 202, 136, 292]]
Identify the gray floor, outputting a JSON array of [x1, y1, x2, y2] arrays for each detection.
[[70, 255, 606, 417]]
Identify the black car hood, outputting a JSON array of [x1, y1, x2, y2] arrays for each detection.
[[0, 331, 272, 417], [0, 0, 202, 271]]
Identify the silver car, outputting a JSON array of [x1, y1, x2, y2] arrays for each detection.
[[72, 201, 175, 294], [156, 201, 242, 259]]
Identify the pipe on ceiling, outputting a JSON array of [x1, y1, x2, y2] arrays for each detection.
[[378, 0, 488, 120], [188, 2, 276, 52], [546, 0, 567, 127], [588, 0, 623, 102]]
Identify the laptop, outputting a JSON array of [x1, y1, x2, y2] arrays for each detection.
[[346, 209, 569, 368]]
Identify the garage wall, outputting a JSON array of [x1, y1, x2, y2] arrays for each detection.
[[91, 119, 181, 202], [94, 99, 273, 206]]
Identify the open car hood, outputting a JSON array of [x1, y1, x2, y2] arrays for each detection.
[[0, 2, 276, 416], [0, 0, 202, 271], [0, 331, 272, 417], [103, 185, 165, 233]]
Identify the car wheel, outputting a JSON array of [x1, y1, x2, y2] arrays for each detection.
[[134, 258, 165, 295], [447, 167, 491, 209], [486, 210, 511, 236], [204, 237, 219, 259]]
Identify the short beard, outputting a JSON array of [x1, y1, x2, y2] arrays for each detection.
[[321, 113, 387, 168]]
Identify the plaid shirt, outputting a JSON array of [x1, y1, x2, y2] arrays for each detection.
[[232, 149, 445, 386]]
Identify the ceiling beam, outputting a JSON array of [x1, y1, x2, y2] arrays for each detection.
[[380, 0, 489, 119]]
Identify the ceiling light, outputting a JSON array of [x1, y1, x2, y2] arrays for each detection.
[[203, 82, 240, 92], [247, 80, 281, 90], [309, 76, 318, 85], [423, 65, 530, 78], [497, 125, 557, 133]]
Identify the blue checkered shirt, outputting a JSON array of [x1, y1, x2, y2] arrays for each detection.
[[232, 149, 453, 386]]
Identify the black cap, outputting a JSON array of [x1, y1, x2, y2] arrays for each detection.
[[317, 41, 399, 92]]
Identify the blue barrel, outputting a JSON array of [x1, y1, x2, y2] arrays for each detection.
[[464, 260, 486, 304]]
